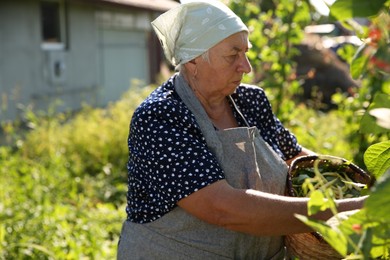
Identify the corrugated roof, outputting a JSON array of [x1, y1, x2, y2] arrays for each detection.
[[100, 0, 179, 12]]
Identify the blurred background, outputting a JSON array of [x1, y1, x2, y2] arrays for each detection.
[[0, 0, 389, 258]]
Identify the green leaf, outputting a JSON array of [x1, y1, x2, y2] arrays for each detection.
[[364, 141, 390, 178], [384, 80, 390, 95], [365, 226, 390, 259], [365, 172, 390, 224], [350, 44, 370, 79], [295, 214, 348, 256], [360, 93, 390, 134], [337, 209, 390, 259], [336, 209, 381, 258], [307, 190, 330, 215], [329, 0, 387, 21]]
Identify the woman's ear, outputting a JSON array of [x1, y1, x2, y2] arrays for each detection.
[[184, 59, 198, 77]]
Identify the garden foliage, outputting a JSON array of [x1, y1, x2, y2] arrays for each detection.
[[0, 0, 389, 258], [0, 84, 155, 259], [294, 0, 390, 258]]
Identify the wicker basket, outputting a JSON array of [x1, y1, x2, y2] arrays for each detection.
[[284, 155, 372, 260]]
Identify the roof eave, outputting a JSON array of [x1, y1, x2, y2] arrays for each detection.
[[98, 0, 179, 12]]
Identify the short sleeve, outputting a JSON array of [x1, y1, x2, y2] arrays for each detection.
[[272, 116, 302, 159], [126, 81, 225, 223]]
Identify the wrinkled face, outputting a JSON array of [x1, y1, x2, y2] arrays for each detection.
[[194, 31, 252, 98]]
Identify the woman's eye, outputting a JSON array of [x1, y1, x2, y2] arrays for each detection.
[[226, 54, 238, 63]]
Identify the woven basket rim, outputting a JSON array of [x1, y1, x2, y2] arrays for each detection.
[[287, 154, 372, 197], [289, 155, 367, 176]]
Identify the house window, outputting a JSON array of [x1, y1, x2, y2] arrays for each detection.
[[40, 0, 66, 50]]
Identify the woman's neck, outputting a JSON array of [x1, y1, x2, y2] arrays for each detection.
[[199, 96, 238, 130], [181, 70, 238, 129]]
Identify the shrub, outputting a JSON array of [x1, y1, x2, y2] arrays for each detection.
[[0, 84, 155, 258]]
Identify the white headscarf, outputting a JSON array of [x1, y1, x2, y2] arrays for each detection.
[[151, 0, 248, 66]]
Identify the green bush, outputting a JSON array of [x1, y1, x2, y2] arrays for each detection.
[[283, 103, 357, 160], [0, 85, 155, 259]]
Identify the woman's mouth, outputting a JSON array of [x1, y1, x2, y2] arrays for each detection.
[[233, 80, 241, 85]]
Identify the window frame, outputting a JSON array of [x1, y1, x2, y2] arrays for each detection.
[[40, 0, 67, 51]]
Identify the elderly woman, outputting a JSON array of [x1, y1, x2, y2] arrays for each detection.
[[117, 1, 365, 259]]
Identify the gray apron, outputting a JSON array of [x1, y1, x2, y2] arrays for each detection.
[[118, 73, 289, 259]]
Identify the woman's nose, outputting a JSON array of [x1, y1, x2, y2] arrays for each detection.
[[238, 54, 252, 74]]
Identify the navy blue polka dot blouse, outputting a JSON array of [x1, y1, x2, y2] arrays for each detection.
[[126, 75, 302, 223]]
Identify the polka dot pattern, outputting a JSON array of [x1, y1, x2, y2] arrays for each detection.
[[126, 75, 302, 223]]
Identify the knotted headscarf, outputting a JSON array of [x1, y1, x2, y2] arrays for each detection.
[[151, 0, 248, 66]]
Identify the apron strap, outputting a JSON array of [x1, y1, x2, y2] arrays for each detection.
[[174, 73, 224, 161], [228, 95, 251, 127]]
